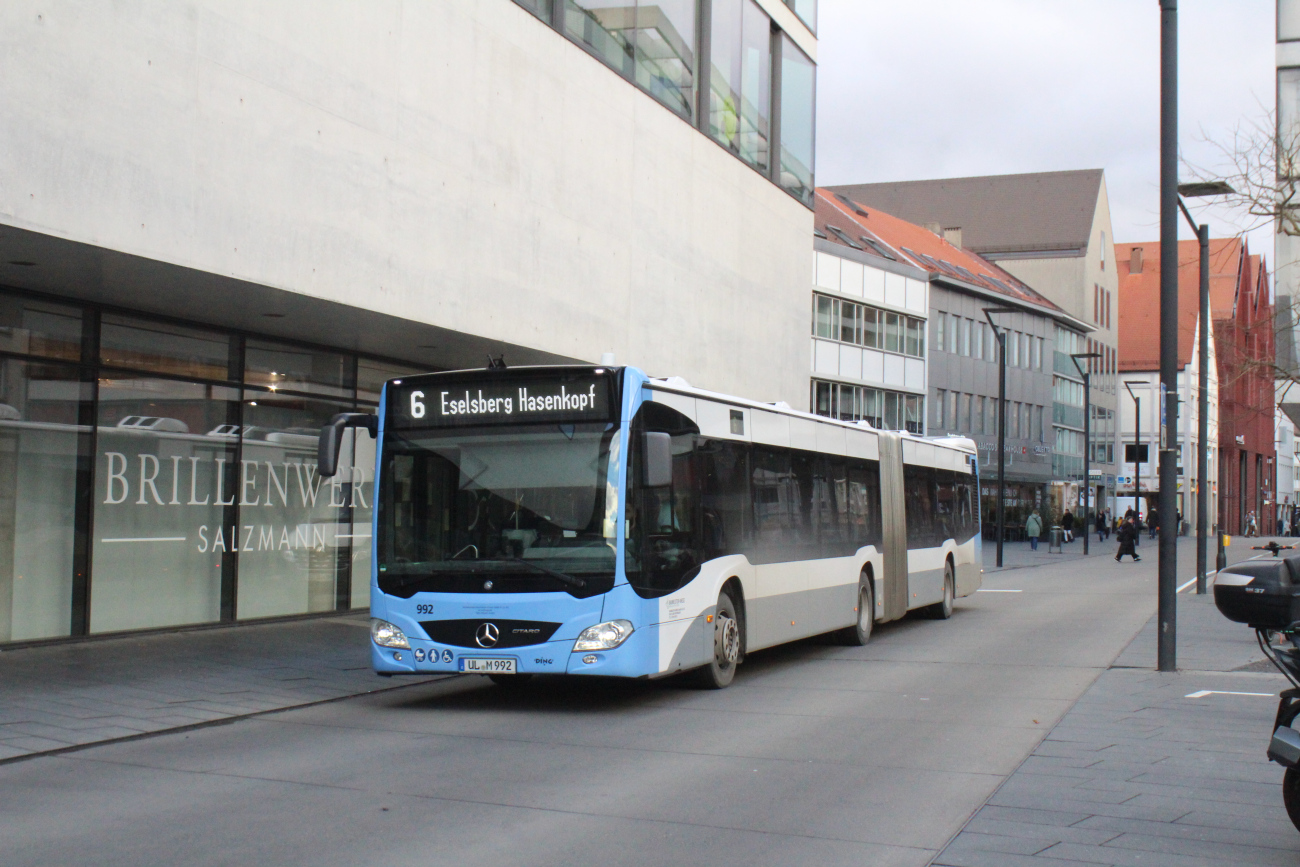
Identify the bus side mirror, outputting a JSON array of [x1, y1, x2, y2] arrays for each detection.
[[318, 413, 378, 478], [643, 432, 673, 487]]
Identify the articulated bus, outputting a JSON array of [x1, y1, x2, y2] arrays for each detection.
[[318, 365, 981, 688]]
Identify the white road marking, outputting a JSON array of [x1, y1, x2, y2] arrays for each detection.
[[1177, 577, 1198, 593], [100, 537, 188, 543], [976, 589, 1022, 593], [1185, 690, 1275, 699]]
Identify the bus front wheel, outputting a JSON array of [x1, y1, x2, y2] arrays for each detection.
[[693, 589, 742, 689]]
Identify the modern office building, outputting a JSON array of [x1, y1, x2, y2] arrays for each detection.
[[1114, 241, 1220, 530], [809, 189, 1091, 528], [827, 170, 1122, 516], [0, 0, 818, 645]]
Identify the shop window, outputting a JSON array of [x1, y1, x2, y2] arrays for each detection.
[[0, 360, 87, 641], [710, 0, 771, 171], [777, 33, 814, 204], [245, 339, 354, 400], [0, 296, 83, 361], [358, 358, 426, 406], [237, 396, 371, 619], [100, 314, 232, 381], [91, 378, 240, 633]]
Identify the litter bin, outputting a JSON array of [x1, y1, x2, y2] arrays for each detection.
[[1048, 526, 1063, 553]]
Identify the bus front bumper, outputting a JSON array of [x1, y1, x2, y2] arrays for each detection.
[[371, 622, 660, 679]]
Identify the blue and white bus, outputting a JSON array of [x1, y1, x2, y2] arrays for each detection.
[[318, 365, 981, 688]]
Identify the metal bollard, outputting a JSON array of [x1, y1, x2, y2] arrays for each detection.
[[1216, 527, 1228, 573]]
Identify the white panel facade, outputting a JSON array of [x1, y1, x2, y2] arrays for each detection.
[[0, 0, 813, 406]]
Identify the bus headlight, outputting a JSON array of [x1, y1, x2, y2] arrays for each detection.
[[371, 618, 410, 649], [573, 620, 634, 651]]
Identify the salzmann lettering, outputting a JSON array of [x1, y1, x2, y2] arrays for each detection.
[[437, 384, 599, 418]]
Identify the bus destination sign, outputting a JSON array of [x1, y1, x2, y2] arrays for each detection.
[[390, 373, 616, 428]]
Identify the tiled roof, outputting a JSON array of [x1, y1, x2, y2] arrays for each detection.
[[814, 188, 1070, 315], [1114, 238, 1243, 372], [828, 169, 1104, 257]]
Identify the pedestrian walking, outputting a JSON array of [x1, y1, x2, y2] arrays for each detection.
[[1148, 507, 1159, 539], [1247, 511, 1258, 538], [1025, 510, 1043, 552], [1096, 510, 1107, 543], [1116, 517, 1140, 562], [1061, 509, 1074, 543]]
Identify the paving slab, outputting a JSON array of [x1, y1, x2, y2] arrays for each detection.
[[0, 612, 443, 761], [935, 538, 1300, 866]]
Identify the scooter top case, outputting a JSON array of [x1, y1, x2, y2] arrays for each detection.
[[1214, 554, 1300, 630]]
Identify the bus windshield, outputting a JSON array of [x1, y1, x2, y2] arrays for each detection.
[[376, 422, 619, 597]]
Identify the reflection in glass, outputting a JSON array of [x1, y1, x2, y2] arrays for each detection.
[[783, 0, 816, 31], [358, 358, 424, 406], [710, 0, 771, 170], [100, 314, 232, 381], [0, 360, 85, 641], [633, 0, 696, 118], [0, 297, 82, 361], [245, 339, 353, 399], [778, 34, 815, 204], [237, 395, 366, 619], [564, 0, 635, 73], [513, 0, 552, 18], [91, 378, 240, 633]]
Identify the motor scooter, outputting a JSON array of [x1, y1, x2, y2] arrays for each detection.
[[1216, 542, 1300, 830]]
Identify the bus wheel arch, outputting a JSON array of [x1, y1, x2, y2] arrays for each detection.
[[692, 581, 743, 689], [927, 556, 956, 620], [838, 565, 874, 646]]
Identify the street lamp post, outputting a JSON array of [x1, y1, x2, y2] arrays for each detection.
[[984, 307, 1018, 567], [1177, 181, 1235, 594], [1072, 352, 1103, 555], [1125, 381, 1146, 522]]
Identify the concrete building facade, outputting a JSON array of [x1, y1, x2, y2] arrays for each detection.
[[0, 0, 818, 644]]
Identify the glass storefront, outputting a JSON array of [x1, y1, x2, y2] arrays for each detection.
[[0, 288, 421, 645]]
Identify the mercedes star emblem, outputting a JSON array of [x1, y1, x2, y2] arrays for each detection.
[[475, 622, 500, 648]]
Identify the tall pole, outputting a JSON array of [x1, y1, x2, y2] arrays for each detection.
[[1158, 0, 1179, 672], [997, 330, 1006, 567], [985, 308, 1014, 567], [1072, 352, 1101, 556], [1135, 397, 1141, 515], [1196, 223, 1209, 593], [1083, 370, 1091, 555]]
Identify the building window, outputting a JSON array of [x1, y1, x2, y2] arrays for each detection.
[[948, 313, 960, 353], [960, 393, 972, 432], [777, 33, 815, 205], [812, 380, 923, 434], [782, 0, 816, 31], [811, 294, 924, 358], [934, 313, 945, 353], [961, 318, 972, 357], [630, 0, 699, 118], [513, 0, 553, 20], [710, 0, 771, 172], [564, 1, 636, 75], [934, 388, 946, 429]]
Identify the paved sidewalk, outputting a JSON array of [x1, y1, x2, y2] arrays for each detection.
[[0, 612, 441, 762], [934, 579, 1300, 865], [983, 535, 1121, 572]]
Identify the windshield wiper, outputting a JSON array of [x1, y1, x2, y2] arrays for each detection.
[[509, 558, 587, 590]]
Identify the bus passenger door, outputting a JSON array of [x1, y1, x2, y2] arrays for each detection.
[[877, 434, 908, 621]]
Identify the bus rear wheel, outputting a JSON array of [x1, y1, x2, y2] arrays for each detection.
[[837, 578, 873, 646], [693, 588, 741, 689], [927, 562, 955, 620]]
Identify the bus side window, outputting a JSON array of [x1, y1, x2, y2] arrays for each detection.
[[903, 464, 936, 548], [935, 469, 956, 542], [698, 438, 748, 560]]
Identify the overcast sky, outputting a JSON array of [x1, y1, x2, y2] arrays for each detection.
[[815, 0, 1276, 257]]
